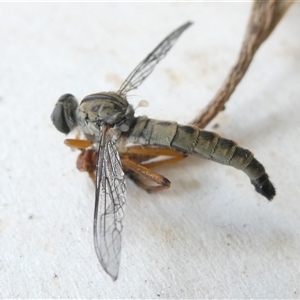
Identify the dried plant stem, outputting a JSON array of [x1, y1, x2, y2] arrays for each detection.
[[191, 0, 294, 129]]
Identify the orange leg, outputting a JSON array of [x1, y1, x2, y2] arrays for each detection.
[[121, 145, 187, 168], [64, 138, 93, 149], [122, 158, 170, 193], [75, 148, 173, 192], [64, 141, 186, 193], [120, 146, 187, 192]]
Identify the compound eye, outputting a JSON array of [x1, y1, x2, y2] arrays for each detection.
[[51, 94, 78, 134], [51, 103, 69, 134]]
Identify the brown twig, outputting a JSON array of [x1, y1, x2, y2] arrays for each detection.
[[191, 0, 294, 129]]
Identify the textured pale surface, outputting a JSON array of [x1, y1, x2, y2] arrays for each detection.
[[0, 2, 300, 298]]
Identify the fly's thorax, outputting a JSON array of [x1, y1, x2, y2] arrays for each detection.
[[76, 92, 135, 137]]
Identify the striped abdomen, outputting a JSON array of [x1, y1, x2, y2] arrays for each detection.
[[127, 116, 275, 200]]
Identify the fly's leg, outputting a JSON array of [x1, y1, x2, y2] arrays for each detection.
[[125, 169, 165, 193], [121, 145, 186, 168], [64, 142, 186, 191], [64, 138, 97, 183], [121, 146, 186, 193], [64, 138, 93, 149], [122, 158, 170, 193]]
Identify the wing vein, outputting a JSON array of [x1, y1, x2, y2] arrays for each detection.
[[93, 133, 126, 281], [118, 21, 192, 94]]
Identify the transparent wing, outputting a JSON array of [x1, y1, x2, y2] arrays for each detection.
[[118, 21, 192, 94], [94, 135, 126, 281]]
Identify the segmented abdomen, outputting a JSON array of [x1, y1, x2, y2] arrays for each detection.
[[127, 116, 275, 200]]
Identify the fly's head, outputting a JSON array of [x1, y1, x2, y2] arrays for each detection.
[[77, 92, 134, 137], [51, 94, 78, 134]]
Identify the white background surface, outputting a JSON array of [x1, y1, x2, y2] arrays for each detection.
[[1, 2, 300, 298]]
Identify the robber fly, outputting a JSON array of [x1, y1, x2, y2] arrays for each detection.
[[51, 22, 275, 280]]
